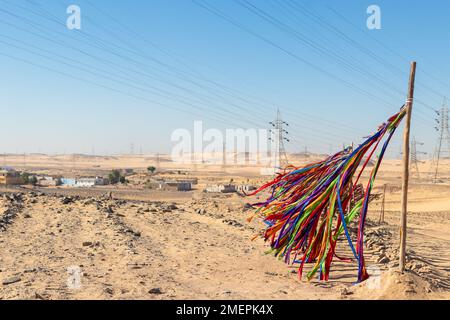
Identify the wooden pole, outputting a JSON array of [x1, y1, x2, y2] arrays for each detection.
[[379, 184, 386, 224], [399, 61, 417, 273]]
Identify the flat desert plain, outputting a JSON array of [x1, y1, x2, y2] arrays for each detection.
[[0, 154, 449, 300]]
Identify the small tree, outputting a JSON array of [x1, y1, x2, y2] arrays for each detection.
[[108, 170, 122, 185], [21, 172, 30, 184], [147, 166, 156, 174], [29, 176, 38, 186]]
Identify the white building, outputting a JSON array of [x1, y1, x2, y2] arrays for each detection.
[[75, 177, 106, 187], [204, 184, 236, 193]]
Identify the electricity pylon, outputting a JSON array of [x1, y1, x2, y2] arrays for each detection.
[[410, 136, 426, 178], [432, 98, 450, 182], [269, 109, 289, 170]]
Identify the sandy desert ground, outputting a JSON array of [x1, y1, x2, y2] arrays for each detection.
[[0, 154, 449, 300]]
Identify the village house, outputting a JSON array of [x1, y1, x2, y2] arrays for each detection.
[[60, 177, 107, 187], [37, 176, 62, 187], [75, 177, 107, 187], [60, 178, 76, 187], [204, 184, 237, 193], [0, 168, 24, 186], [146, 179, 192, 191]]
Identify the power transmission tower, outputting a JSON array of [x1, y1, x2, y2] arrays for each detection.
[[410, 136, 426, 178], [432, 97, 450, 182], [269, 109, 289, 170]]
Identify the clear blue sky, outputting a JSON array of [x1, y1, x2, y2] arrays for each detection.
[[0, 0, 449, 157]]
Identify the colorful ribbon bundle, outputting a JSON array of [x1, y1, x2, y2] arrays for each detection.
[[248, 107, 406, 282]]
